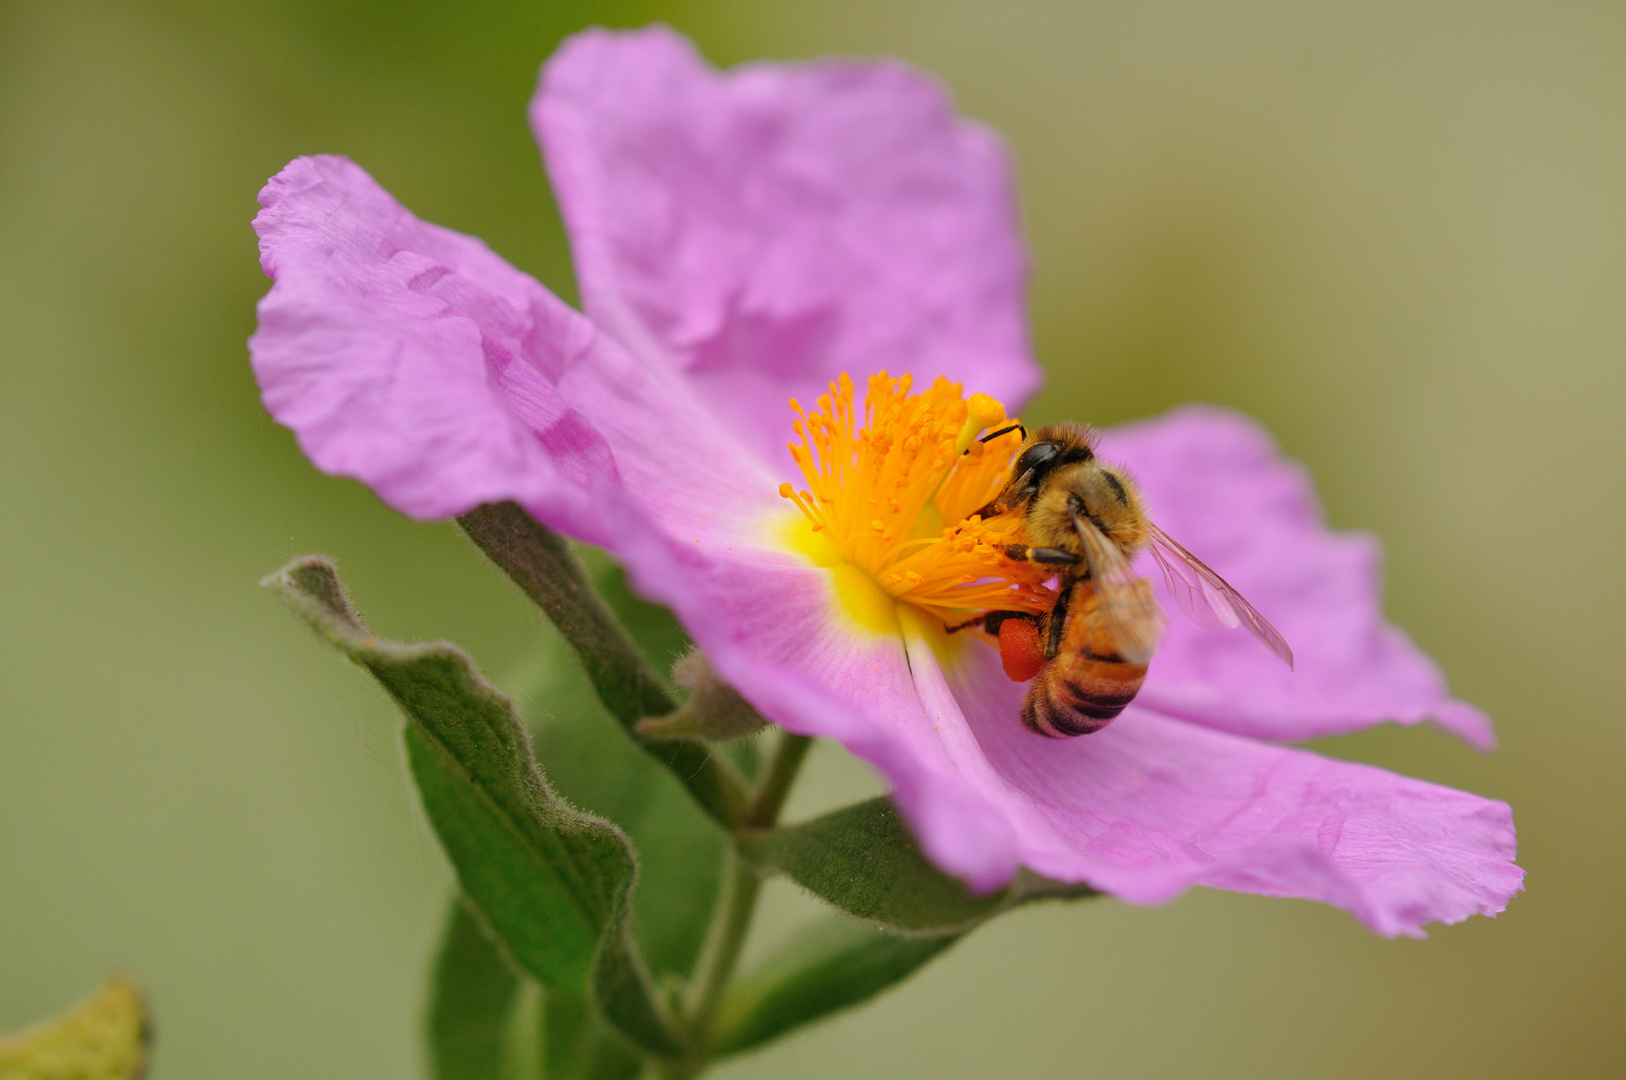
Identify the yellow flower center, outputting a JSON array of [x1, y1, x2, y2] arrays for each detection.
[[777, 372, 1054, 630]]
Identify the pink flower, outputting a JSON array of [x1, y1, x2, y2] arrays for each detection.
[[249, 26, 1520, 937]]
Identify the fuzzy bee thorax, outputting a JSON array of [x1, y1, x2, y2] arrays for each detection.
[[1025, 463, 1151, 558]]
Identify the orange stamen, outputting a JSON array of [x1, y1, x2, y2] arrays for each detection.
[[778, 372, 1053, 625]]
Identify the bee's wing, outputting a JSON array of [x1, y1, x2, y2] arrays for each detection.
[[1145, 521, 1294, 670], [1071, 512, 1163, 665]]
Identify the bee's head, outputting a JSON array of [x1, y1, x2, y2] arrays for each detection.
[[1001, 422, 1097, 511]]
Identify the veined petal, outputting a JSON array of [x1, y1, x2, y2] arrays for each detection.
[[250, 155, 617, 529], [532, 25, 1041, 466], [930, 638, 1522, 938], [547, 304, 788, 550], [1099, 406, 1496, 749]]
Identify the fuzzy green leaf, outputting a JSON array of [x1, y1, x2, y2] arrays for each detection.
[[710, 919, 959, 1055], [426, 901, 520, 1080], [266, 556, 683, 1059], [538, 992, 642, 1080], [739, 796, 1097, 934], [392, 679, 623, 993], [508, 627, 726, 984]]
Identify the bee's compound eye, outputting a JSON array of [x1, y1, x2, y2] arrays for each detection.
[[1015, 442, 1060, 476]]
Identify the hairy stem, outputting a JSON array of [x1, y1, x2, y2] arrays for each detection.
[[657, 732, 814, 1078], [684, 850, 762, 1044], [744, 733, 813, 828]]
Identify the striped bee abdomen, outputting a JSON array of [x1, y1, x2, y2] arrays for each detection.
[[1021, 582, 1149, 737], [1022, 654, 1148, 736]]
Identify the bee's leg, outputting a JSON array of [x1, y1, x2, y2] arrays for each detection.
[[984, 611, 1036, 634], [1001, 544, 1081, 568], [992, 545, 1078, 658], [947, 610, 1036, 636], [1043, 585, 1072, 660]]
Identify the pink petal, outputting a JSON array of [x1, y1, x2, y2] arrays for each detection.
[[928, 639, 1521, 937], [544, 296, 792, 551], [1097, 406, 1496, 749], [250, 155, 618, 530], [532, 26, 1041, 466]]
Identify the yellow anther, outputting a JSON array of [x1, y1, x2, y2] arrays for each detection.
[[776, 371, 1053, 625], [968, 393, 1005, 429]]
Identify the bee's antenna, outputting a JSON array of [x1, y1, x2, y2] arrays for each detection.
[[978, 422, 1026, 444]]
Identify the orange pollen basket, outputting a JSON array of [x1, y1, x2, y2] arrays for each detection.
[[778, 371, 1056, 626]]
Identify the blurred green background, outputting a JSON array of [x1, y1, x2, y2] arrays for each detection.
[[2, 0, 1621, 1076]]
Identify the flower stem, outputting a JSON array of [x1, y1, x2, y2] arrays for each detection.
[[684, 849, 761, 1043], [664, 731, 814, 1078], [745, 733, 813, 828]]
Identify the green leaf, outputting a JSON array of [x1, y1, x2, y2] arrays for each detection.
[[507, 627, 726, 983], [0, 976, 150, 1080], [266, 556, 683, 1059], [393, 693, 621, 992], [498, 982, 543, 1080], [737, 797, 999, 932], [424, 926, 640, 1080], [426, 900, 520, 1080], [710, 919, 959, 1056], [538, 991, 642, 1080], [458, 503, 746, 825], [739, 796, 1097, 934]]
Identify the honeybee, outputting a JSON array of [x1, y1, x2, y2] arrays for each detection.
[[955, 421, 1293, 737]]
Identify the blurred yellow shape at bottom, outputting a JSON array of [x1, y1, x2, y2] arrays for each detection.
[[0, 976, 150, 1080]]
